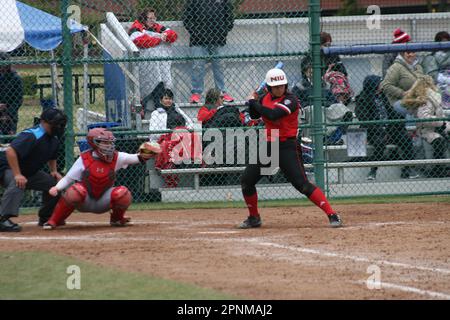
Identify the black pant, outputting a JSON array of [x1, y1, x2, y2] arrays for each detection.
[[241, 138, 316, 197]]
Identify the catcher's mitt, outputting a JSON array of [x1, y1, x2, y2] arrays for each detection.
[[138, 141, 162, 160]]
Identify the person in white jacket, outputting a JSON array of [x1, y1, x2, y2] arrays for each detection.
[[149, 89, 193, 142]]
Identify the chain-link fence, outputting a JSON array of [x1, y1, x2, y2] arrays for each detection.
[[0, 0, 449, 208]]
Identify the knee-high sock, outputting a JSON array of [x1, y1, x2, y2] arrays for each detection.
[[308, 187, 335, 215], [243, 193, 259, 217], [48, 198, 75, 225]]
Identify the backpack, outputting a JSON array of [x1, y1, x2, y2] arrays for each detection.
[[204, 106, 242, 128], [323, 69, 354, 101]]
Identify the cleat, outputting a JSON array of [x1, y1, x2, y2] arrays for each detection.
[[39, 219, 65, 227], [190, 93, 201, 104], [43, 222, 56, 230], [42, 220, 66, 230], [110, 216, 132, 227], [237, 216, 262, 229], [222, 93, 235, 103], [328, 213, 343, 228]]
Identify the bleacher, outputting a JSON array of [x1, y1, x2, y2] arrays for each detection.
[[94, 13, 450, 201]]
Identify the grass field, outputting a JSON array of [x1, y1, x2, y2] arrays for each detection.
[[0, 252, 235, 300]]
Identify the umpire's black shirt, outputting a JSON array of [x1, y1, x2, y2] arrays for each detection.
[[0, 124, 60, 178]]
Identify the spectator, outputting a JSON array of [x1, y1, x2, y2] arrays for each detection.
[[422, 31, 450, 109], [129, 8, 178, 117], [402, 76, 449, 177], [320, 32, 348, 76], [356, 75, 419, 180], [197, 88, 242, 128], [382, 28, 412, 77], [0, 53, 23, 135], [0, 108, 67, 232], [149, 89, 198, 188], [148, 89, 193, 142], [292, 55, 337, 108], [183, 0, 235, 104], [381, 50, 424, 121]]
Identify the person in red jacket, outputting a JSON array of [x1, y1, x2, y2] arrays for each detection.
[[129, 8, 178, 117], [238, 68, 343, 229], [129, 8, 178, 48]]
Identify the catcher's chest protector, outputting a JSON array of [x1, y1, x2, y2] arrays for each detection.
[[80, 151, 118, 199]]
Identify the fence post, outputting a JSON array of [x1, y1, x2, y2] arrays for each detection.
[[61, 0, 74, 168], [309, 0, 325, 190]]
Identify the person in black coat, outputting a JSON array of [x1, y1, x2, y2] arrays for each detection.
[[182, 0, 235, 104], [355, 75, 418, 180]]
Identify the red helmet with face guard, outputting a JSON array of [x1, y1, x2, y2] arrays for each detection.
[[86, 128, 116, 162]]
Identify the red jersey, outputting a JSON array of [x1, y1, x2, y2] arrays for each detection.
[[260, 92, 299, 141], [80, 150, 118, 199]]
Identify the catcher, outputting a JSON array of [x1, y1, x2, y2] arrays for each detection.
[[43, 128, 160, 229]]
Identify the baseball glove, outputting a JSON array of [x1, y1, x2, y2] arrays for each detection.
[[138, 141, 162, 160]]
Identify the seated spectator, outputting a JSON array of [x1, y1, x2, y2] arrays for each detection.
[[320, 32, 348, 76], [149, 89, 193, 142], [149, 89, 199, 187], [197, 88, 242, 128], [381, 50, 424, 123], [402, 76, 449, 177], [422, 31, 450, 109], [382, 28, 412, 77], [356, 75, 419, 180], [0, 53, 23, 135], [128, 8, 178, 118], [292, 55, 337, 108], [197, 88, 245, 185]]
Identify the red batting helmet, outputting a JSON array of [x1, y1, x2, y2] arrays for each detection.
[[86, 128, 116, 162]]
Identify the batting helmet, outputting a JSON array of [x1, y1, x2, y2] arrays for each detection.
[[265, 68, 288, 87], [86, 128, 116, 162]]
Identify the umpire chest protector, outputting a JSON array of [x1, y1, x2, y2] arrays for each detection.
[[80, 150, 118, 199]]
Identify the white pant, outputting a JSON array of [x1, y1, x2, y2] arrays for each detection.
[[76, 188, 113, 214]]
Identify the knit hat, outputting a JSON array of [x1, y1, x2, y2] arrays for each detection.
[[392, 28, 411, 44]]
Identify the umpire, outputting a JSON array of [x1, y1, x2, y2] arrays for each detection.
[[0, 108, 67, 232]]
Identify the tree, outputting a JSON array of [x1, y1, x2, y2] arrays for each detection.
[[337, 0, 365, 16]]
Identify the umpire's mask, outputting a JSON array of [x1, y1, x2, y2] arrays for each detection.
[[40, 108, 68, 138]]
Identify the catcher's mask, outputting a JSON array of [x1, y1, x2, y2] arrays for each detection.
[[40, 108, 67, 138], [86, 128, 116, 162]]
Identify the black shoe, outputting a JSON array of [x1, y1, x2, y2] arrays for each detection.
[[238, 216, 262, 229], [328, 214, 343, 228], [0, 216, 22, 232]]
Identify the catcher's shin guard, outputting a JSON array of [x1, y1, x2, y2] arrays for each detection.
[[110, 186, 132, 226], [47, 183, 87, 227]]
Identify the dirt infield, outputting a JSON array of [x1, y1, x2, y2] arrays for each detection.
[[1, 202, 449, 299]]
